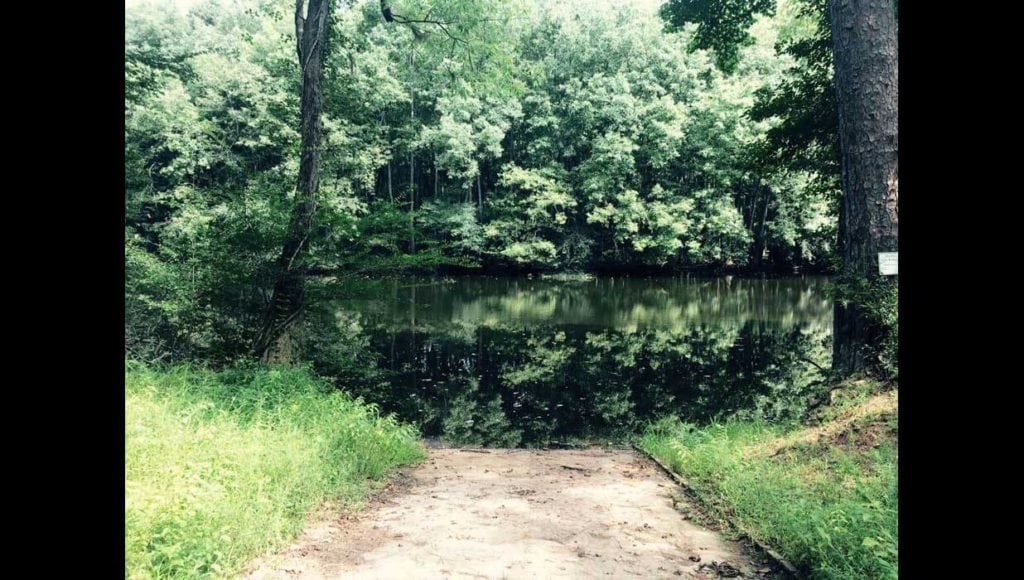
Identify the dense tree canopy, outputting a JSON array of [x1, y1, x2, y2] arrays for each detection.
[[126, 0, 841, 361], [658, 0, 897, 377]]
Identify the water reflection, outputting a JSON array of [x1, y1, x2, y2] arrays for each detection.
[[307, 276, 832, 447]]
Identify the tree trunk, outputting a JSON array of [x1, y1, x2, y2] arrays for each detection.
[[756, 185, 770, 267], [409, 48, 416, 253], [827, 0, 898, 375], [253, 0, 331, 362], [382, 110, 393, 203]]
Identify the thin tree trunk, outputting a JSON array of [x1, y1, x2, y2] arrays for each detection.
[[747, 183, 757, 230], [382, 110, 393, 203], [253, 0, 331, 362], [477, 172, 483, 217], [409, 49, 416, 253], [828, 0, 898, 375], [756, 185, 771, 268]]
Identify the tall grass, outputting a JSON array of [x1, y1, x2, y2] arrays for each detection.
[[640, 415, 897, 579], [125, 361, 425, 579]]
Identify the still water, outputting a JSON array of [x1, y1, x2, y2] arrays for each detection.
[[309, 276, 832, 447]]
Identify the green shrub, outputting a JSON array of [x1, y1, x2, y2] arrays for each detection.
[[828, 274, 898, 379]]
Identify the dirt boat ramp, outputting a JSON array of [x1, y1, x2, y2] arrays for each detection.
[[243, 448, 785, 579]]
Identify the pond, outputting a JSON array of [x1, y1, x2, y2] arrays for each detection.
[[307, 276, 833, 448]]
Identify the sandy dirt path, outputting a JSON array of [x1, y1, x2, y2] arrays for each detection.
[[242, 449, 779, 579]]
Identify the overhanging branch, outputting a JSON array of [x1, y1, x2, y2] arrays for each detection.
[[380, 1, 469, 45]]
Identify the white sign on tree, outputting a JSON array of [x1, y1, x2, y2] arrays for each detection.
[[878, 252, 898, 276]]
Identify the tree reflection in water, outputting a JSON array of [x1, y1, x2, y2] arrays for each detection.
[[305, 276, 832, 447]]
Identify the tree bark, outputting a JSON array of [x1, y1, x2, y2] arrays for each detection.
[[409, 47, 416, 252], [827, 0, 898, 375], [253, 0, 331, 362]]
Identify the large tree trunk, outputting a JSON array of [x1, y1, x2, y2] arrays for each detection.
[[827, 0, 898, 375], [253, 0, 331, 362]]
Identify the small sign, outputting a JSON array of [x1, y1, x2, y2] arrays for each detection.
[[878, 252, 898, 276]]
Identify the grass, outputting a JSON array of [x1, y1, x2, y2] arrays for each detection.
[[639, 384, 897, 579], [125, 360, 425, 579]]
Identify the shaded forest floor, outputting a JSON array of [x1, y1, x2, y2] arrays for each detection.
[[242, 449, 788, 579]]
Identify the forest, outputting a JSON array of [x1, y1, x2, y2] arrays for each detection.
[[125, 1, 897, 578], [123, 0, 870, 363]]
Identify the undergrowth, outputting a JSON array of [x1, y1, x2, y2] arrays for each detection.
[[125, 361, 425, 579]]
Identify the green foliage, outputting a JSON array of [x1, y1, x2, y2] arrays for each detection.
[[485, 164, 575, 268], [125, 1, 196, 105], [749, 0, 840, 231], [660, 0, 776, 72], [288, 276, 836, 447], [125, 361, 424, 579], [418, 200, 486, 260], [124, 0, 842, 362], [440, 377, 523, 447], [640, 413, 897, 579], [661, 0, 841, 269], [829, 274, 899, 379], [421, 87, 523, 187], [751, 0, 836, 174], [501, 331, 575, 387]]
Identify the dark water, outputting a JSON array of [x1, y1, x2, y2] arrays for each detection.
[[308, 276, 832, 447]]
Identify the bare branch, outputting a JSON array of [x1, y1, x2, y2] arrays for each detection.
[[800, 356, 827, 373], [380, 1, 468, 45]]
